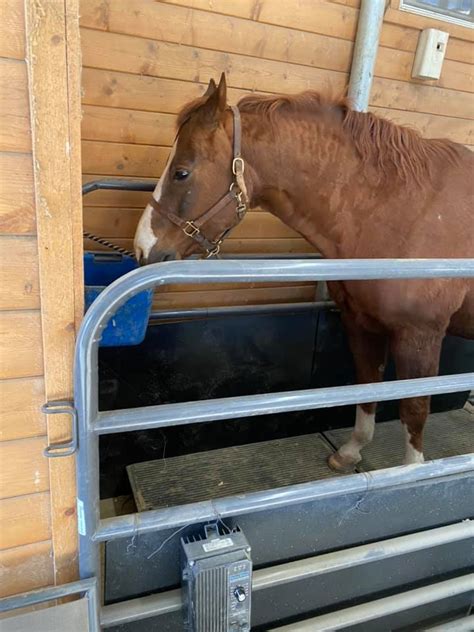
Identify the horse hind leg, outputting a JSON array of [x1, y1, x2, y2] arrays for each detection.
[[328, 320, 388, 473], [391, 328, 444, 464]]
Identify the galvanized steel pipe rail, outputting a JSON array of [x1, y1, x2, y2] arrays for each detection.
[[74, 258, 474, 630]]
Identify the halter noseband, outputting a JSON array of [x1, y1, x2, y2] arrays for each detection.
[[148, 105, 249, 258]]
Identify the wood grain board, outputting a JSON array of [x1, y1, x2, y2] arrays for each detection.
[[0, 540, 53, 598], [0, 152, 35, 234], [25, 0, 83, 586], [0, 60, 31, 153], [0, 237, 40, 310], [0, 311, 44, 379], [0, 0, 24, 61], [0, 492, 51, 550], [0, 437, 49, 500], [0, 377, 46, 442]]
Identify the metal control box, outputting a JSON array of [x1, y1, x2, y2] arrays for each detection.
[[181, 525, 252, 632]]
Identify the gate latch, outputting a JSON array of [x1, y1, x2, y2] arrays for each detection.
[[42, 400, 78, 458]]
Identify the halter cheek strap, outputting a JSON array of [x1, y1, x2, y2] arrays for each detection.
[[147, 105, 248, 258]]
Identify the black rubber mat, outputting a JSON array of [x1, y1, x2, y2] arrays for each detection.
[[324, 408, 474, 472], [128, 409, 473, 511], [128, 433, 337, 512]]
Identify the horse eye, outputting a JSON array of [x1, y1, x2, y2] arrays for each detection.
[[173, 169, 190, 181]]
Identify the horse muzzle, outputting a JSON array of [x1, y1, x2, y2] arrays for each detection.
[[139, 248, 178, 265]]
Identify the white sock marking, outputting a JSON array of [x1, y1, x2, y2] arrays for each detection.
[[403, 425, 424, 464], [338, 405, 375, 464]]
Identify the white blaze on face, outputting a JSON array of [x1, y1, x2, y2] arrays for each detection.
[[134, 142, 177, 261]]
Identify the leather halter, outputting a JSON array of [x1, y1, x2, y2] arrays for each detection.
[[148, 105, 248, 258]]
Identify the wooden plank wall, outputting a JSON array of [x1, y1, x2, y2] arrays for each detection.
[[0, 0, 54, 596], [25, 0, 84, 588], [79, 0, 473, 309]]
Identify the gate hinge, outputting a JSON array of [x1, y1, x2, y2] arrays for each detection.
[[42, 400, 78, 458]]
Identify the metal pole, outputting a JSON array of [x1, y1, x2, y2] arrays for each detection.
[[426, 616, 474, 631], [253, 520, 474, 591], [95, 373, 474, 434], [82, 179, 156, 195], [348, 0, 386, 112], [86, 576, 101, 632], [148, 300, 334, 322], [271, 574, 474, 631], [76, 332, 101, 581]]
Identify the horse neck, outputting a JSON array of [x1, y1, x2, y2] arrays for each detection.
[[240, 111, 366, 259]]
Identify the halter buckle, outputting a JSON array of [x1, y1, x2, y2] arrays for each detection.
[[206, 242, 221, 258], [232, 157, 245, 176], [183, 221, 200, 237]]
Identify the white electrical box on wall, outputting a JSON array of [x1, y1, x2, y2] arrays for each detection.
[[412, 28, 449, 81]]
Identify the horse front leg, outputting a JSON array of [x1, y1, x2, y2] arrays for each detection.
[[391, 328, 444, 464], [328, 316, 388, 473]]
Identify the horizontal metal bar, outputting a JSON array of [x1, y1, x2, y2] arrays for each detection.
[[214, 253, 323, 259], [82, 179, 156, 195], [95, 373, 474, 434], [84, 261, 474, 311], [272, 574, 474, 631], [253, 520, 474, 591], [0, 578, 97, 613], [76, 259, 474, 374], [95, 454, 474, 542], [149, 300, 335, 322], [101, 588, 182, 628], [426, 616, 474, 631], [100, 521, 474, 627]]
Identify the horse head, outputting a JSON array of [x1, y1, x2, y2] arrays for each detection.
[[134, 73, 252, 263]]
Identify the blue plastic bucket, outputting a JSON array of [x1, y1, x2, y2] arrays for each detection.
[[84, 253, 153, 347]]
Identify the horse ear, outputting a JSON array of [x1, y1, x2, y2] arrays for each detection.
[[204, 78, 217, 97], [216, 72, 227, 112], [202, 72, 227, 122]]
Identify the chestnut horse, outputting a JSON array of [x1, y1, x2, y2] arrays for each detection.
[[134, 74, 473, 471]]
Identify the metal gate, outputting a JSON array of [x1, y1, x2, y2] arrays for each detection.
[[71, 259, 473, 629]]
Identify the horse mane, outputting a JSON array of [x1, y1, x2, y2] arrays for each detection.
[[177, 89, 463, 185], [238, 91, 462, 185], [342, 107, 462, 185], [238, 91, 338, 119]]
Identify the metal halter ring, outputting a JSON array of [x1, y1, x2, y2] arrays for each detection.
[[206, 242, 221, 258], [237, 202, 247, 218], [232, 157, 245, 176], [229, 182, 245, 203], [183, 221, 200, 237]]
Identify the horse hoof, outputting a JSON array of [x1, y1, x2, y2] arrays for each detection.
[[327, 452, 357, 474]]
